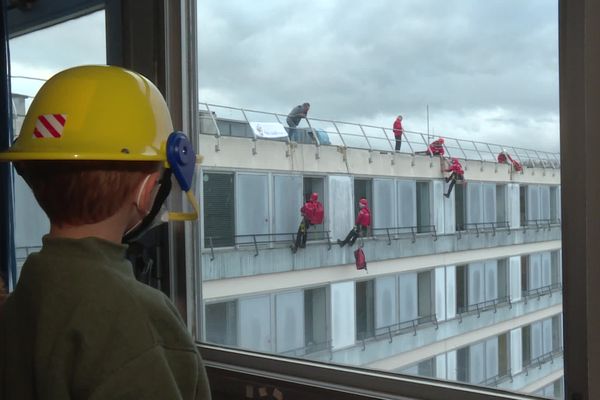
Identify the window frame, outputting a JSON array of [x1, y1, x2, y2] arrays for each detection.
[[7, 0, 594, 398]]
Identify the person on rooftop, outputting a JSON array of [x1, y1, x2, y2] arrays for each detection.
[[498, 150, 523, 172], [286, 102, 310, 142], [393, 115, 404, 151], [426, 137, 446, 156]]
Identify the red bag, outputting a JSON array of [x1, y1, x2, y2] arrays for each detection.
[[354, 248, 367, 271], [312, 201, 325, 225]]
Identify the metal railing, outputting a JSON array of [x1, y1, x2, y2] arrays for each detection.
[[356, 314, 439, 350], [522, 282, 563, 303], [205, 230, 332, 259], [279, 340, 333, 360], [15, 245, 42, 263], [479, 369, 513, 387], [371, 224, 437, 244], [521, 218, 561, 232], [456, 296, 512, 322], [522, 347, 564, 375], [198, 103, 561, 168], [456, 221, 511, 238]]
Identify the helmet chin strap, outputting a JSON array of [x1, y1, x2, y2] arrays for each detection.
[[122, 169, 173, 243], [123, 131, 200, 243]]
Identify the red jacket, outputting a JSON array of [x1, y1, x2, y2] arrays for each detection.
[[301, 200, 324, 225], [446, 160, 464, 175], [498, 152, 523, 172], [356, 207, 371, 227], [393, 118, 403, 138], [427, 140, 445, 156]]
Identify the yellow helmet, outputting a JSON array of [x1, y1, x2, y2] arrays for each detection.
[[0, 65, 173, 161]]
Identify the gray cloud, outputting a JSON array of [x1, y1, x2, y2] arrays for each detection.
[[198, 0, 559, 151]]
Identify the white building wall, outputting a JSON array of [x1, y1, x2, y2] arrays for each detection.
[[543, 318, 553, 354], [373, 178, 396, 230], [531, 321, 543, 359], [470, 341, 485, 384], [238, 295, 272, 353], [541, 252, 552, 287], [399, 273, 418, 322], [375, 275, 398, 329], [331, 281, 356, 349], [435, 267, 447, 322], [510, 328, 523, 374], [540, 185, 551, 220], [466, 182, 483, 224], [482, 183, 497, 223], [14, 173, 49, 248], [435, 353, 447, 380], [328, 176, 354, 240], [468, 262, 485, 305], [432, 180, 446, 234], [529, 253, 543, 290], [275, 290, 304, 352], [447, 350, 458, 381], [397, 180, 417, 227], [527, 185, 541, 221], [444, 186, 456, 233], [446, 265, 457, 319], [509, 256, 522, 302], [506, 183, 521, 229], [484, 260, 498, 301], [485, 337, 499, 379]]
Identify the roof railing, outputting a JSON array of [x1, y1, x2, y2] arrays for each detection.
[[198, 103, 560, 168]]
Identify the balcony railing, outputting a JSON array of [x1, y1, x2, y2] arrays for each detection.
[[456, 296, 512, 322], [522, 347, 564, 376], [205, 230, 332, 259], [198, 103, 560, 169], [280, 340, 333, 360], [479, 369, 514, 387], [522, 282, 563, 303], [521, 218, 561, 232], [356, 314, 439, 350], [371, 225, 437, 244], [456, 221, 511, 238]]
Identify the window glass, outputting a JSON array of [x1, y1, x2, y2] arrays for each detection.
[[196, 1, 562, 398], [9, 11, 106, 278]]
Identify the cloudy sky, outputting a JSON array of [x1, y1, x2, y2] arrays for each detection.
[[9, 1, 559, 152], [198, 0, 559, 152]]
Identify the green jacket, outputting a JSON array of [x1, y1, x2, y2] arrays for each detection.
[[0, 236, 211, 399]]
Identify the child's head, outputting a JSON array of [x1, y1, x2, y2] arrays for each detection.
[[16, 160, 159, 228], [1, 65, 185, 235]]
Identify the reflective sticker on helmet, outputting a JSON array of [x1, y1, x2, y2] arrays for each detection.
[[33, 114, 66, 138]]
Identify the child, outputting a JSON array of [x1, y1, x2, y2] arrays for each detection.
[[292, 192, 324, 253], [338, 198, 371, 247], [0, 66, 211, 399], [444, 158, 465, 198]]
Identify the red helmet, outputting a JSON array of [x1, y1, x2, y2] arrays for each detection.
[[437, 137, 445, 144], [310, 192, 319, 201], [359, 198, 368, 207], [452, 157, 459, 163]]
